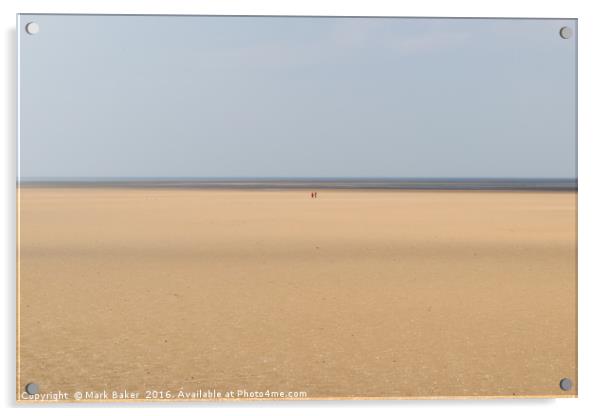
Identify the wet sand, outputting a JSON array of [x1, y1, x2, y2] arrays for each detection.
[[17, 188, 577, 400]]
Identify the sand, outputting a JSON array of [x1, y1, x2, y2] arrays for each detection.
[[17, 188, 577, 400]]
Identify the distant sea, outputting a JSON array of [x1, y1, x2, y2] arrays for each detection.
[[18, 178, 578, 191]]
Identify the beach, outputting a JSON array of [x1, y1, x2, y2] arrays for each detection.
[[17, 188, 577, 400]]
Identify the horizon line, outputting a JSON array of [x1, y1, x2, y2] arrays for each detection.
[[17, 177, 577, 191], [17, 176, 578, 181]]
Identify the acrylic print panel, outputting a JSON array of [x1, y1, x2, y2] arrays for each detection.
[[17, 15, 577, 402]]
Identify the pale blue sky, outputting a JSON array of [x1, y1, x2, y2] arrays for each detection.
[[18, 15, 577, 179]]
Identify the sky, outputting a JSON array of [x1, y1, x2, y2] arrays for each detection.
[[18, 15, 577, 179]]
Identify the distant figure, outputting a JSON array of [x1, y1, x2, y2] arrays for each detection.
[[310, 192, 314, 198], [315, 191, 318, 199]]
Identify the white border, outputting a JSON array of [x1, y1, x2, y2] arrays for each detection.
[[3, 1, 601, 415]]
